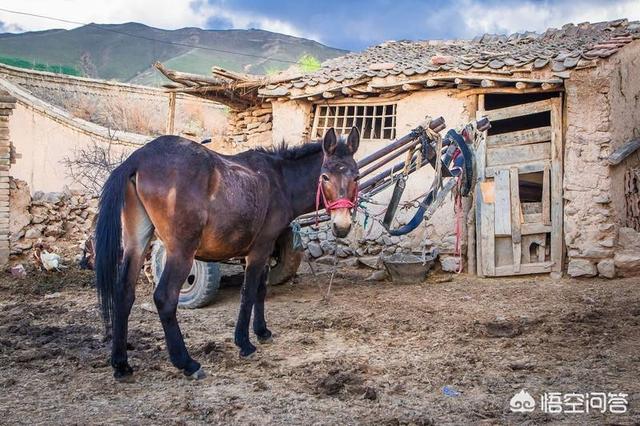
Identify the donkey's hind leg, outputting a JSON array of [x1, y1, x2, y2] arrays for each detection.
[[111, 181, 154, 381], [153, 249, 204, 379]]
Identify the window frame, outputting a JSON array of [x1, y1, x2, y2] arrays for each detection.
[[311, 102, 397, 141]]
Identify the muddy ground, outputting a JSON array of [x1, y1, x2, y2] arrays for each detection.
[[0, 265, 638, 425]]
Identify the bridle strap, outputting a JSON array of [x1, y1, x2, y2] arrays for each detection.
[[315, 178, 358, 226]]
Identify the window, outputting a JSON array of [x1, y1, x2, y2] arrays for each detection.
[[312, 104, 396, 140]]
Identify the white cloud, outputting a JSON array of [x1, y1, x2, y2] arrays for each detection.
[[459, 0, 640, 37], [0, 0, 320, 41]]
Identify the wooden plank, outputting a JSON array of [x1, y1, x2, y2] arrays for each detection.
[[542, 164, 551, 225], [524, 213, 542, 223], [494, 169, 511, 236], [550, 97, 564, 273], [484, 99, 552, 121], [165, 92, 176, 135], [475, 187, 484, 277], [510, 167, 522, 273], [521, 222, 552, 235], [480, 180, 495, 203], [495, 237, 514, 267], [487, 142, 550, 167], [486, 126, 552, 147], [476, 97, 495, 276], [480, 202, 495, 276], [485, 160, 548, 177], [607, 138, 640, 165], [475, 98, 486, 277], [494, 261, 553, 276], [467, 203, 476, 275]]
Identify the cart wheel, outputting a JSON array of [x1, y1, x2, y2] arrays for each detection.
[[150, 241, 221, 309], [268, 229, 303, 285]]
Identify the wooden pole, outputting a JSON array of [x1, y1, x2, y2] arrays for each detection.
[[166, 92, 176, 135]]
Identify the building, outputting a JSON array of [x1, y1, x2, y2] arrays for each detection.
[[127, 20, 640, 278]]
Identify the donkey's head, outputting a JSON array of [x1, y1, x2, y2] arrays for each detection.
[[319, 127, 360, 238]]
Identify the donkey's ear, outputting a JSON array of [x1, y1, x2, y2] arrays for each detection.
[[323, 128, 338, 156], [346, 127, 360, 154]]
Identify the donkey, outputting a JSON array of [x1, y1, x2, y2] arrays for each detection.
[[95, 127, 360, 380]]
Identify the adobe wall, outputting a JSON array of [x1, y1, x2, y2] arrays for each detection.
[[0, 63, 228, 141], [269, 90, 474, 271], [1, 78, 147, 193], [563, 40, 640, 278]]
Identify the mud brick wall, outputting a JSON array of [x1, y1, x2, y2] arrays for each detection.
[[0, 92, 16, 264]]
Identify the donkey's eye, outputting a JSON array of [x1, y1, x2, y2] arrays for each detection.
[[354, 175, 360, 182], [321, 174, 330, 182]]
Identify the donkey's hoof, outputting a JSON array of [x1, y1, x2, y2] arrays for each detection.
[[239, 344, 257, 359], [113, 362, 134, 382], [256, 329, 273, 344], [185, 367, 206, 380], [113, 369, 134, 383], [257, 335, 273, 344]]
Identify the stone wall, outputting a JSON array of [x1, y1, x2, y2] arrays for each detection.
[[226, 104, 273, 151], [563, 41, 640, 278], [9, 179, 97, 262], [0, 63, 227, 141]]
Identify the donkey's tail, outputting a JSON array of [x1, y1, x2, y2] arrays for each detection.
[[95, 151, 141, 327]]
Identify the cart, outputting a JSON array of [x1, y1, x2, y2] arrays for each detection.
[[150, 116, 490, 308]]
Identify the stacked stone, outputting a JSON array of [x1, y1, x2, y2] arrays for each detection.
[[296, 219, 463, 272], [0, 92, 16, 264], [9, 179, 97, 258], [563, 64, 640, 278], [227, 104, 273, 148]]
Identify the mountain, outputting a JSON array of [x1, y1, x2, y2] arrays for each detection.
[[0, 22, 347, 85]]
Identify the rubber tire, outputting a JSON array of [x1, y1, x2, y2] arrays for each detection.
[[268, 229, 304, 285], [150, 241, 221, 309]]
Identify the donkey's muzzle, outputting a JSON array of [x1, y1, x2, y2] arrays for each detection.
[[331, 208, 352, 238]]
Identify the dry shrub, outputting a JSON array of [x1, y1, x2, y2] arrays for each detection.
[[61, 135, 130, 195]]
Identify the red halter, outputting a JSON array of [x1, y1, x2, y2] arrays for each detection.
[[315, 178, 358, 225]]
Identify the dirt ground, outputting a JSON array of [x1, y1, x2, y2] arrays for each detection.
[[0, 264, 638, 425]]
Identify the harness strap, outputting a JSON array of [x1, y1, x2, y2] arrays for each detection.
[[315, 178, 358, 225]]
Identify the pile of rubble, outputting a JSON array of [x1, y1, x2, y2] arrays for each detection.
[[9, 179, 97, 261], [226, 104, 273, 148]]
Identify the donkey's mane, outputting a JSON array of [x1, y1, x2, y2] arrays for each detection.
[[253, 138, 351, 160]]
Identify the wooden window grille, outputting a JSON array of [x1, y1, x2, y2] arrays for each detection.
[[311, 104, 396, 140]]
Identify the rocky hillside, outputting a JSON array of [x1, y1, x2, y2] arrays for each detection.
[[0, 23, 347, 85]]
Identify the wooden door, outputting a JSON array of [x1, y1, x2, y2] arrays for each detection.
[[475, 95, 563, 276]]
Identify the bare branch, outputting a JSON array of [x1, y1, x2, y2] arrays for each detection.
[[61, 133, 129, 195]]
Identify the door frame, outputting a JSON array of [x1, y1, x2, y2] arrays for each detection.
[[473, 93, 564, 277]]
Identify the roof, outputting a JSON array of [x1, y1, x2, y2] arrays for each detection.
[[159, 18, 640, 107], [268, 19, 639, 90]]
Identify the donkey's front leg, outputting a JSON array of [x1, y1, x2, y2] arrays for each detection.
[[253, 267, 272, 343], [235, 252, 270, 358]]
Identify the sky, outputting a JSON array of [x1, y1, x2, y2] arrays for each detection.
[[1, 0, 640, 51]]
